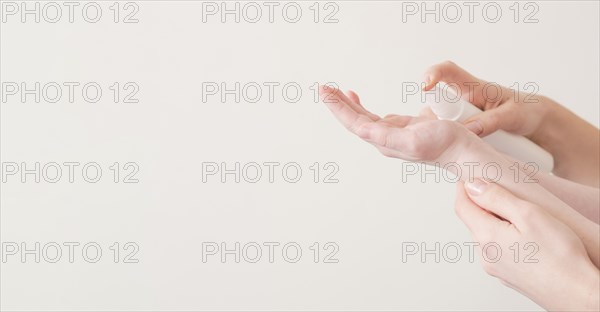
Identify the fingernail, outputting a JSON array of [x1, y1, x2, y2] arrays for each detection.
[[465, 120, 483, 136], [465, 179, 488, 196]]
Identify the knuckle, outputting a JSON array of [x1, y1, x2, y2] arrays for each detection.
[[484, 113, 500, 133]]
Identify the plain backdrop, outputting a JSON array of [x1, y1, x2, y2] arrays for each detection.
[[1, 1, 599, 311]]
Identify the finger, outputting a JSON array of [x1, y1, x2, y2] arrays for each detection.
[[381, 114, 413, 127], [355, 122, 429, 161], [346, 90, 381, 121], [464, 179, 536, 229], [320, 86, 380, 121], [347, 90, 361, 105], [422, 61, 496, 109], [462, 104, 517, 137], [423, 61, 480, 91], [355, 122, 411, 150], [455, 182, 505, 236], [348, 90, 381, 120], [319, 86, 374, 133]]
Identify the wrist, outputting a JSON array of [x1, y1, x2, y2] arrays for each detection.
[[529, 96, 576, 178], [529, 95, 561, 152], [451, 132, 511, 179]]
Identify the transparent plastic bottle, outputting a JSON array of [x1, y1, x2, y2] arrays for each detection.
[[425, 83, 554, 172]]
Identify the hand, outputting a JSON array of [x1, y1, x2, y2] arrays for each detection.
[[319, 85, 482, 165], [423, 61, 600, 187], [320, 84, 600, 269], [455, 179, 600, 311], [423, 61, 548, 138]]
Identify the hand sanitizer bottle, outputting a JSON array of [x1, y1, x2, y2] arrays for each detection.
[[425, 83, 554, 173]]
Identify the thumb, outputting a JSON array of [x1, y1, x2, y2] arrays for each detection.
[[462, 104, 514, 137], [464, 179, 537, 228]]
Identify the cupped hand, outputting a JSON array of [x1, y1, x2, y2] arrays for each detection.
[[319, 85, 480, 165], [455, 179, 599, 311]]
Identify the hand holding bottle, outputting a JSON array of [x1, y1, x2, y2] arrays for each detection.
[[423, 61, 600, 187]]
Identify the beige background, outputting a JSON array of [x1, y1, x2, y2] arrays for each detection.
[[1, 1, 598, 310]]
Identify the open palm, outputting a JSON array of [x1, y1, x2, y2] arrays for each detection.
[[320, 86, 474, 164]]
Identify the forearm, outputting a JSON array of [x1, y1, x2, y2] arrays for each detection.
[[531, 97, 600, 187], [534, 172, 600, 224]]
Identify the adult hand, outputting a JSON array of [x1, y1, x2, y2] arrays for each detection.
[[320, 84, 600, 269], [423, 61, 600, 187], [319, 85, 483, 165], [423, 61, 546, 138], [455, 179, 600, 311]]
